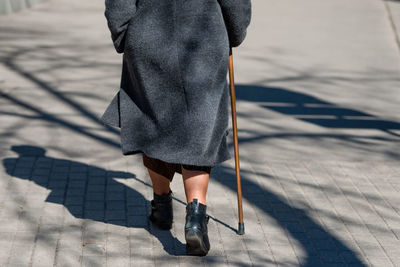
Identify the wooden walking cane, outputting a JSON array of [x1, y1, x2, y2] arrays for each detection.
[[228, 47, 245, 235]]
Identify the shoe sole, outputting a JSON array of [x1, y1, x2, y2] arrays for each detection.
[[185, 228, 209, 256]]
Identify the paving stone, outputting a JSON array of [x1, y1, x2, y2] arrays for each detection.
[[54, 249, 82, 267], [31, 238, 59, 267], [82, 256, 106, 267], [85, 201, 104, 210], [8, 244, 35, 266], [367, 256, 395, 267]]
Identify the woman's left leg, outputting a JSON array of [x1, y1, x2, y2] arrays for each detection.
[[147, 168, 171, 195], [142, 153, 175, 230], [142, 153, 175, 193]]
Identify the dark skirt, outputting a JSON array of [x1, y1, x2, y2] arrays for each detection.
[[142, 153, 213, 182]]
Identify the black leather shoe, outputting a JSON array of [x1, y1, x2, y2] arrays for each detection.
[[185, 198, 210, 256], [149, 190, 173, 230]]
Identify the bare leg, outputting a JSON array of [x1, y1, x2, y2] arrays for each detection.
[[147, 168, 171, 195], [181, 166, 210, 205]]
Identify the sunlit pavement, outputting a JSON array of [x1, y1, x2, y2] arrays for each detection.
[[1, 0, 400, 266]]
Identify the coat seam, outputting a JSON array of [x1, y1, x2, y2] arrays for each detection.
[[173, 0, 190, 113]]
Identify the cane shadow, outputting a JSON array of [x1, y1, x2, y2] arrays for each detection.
[[2, 145, 186, 256]]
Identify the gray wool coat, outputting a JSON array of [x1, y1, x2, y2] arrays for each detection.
[[100, 0, 251, 166]]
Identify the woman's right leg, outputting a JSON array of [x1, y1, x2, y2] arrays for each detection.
[[181, 165, 211, 256], [181, 166, 210, 204]]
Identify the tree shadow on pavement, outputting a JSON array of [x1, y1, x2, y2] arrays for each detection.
[[214, 83, 400, 265], [215, 165, 367, 266], [236, 84, 400, 136], [3, 145, 186, 256]]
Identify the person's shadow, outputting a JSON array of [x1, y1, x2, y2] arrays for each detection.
[[3, 145, 186, 256]]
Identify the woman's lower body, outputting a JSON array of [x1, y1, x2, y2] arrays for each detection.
[[142, 153, 212, 256], [142, 153, 212, 204]]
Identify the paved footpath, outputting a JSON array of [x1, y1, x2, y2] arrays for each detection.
[[1, 0, 400, 266]]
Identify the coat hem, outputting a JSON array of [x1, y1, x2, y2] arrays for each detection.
[[120, 129, 232, 168], [122, 146, 232, 168]]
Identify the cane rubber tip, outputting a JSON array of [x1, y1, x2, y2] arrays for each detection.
[[237, 222, 245, 235]]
